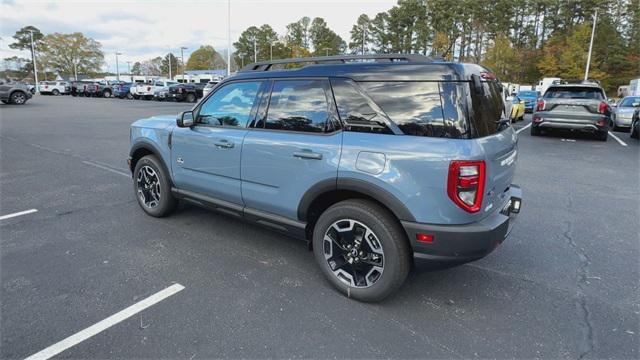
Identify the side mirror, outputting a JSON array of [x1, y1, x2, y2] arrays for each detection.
[[177, 111, 194, 127]]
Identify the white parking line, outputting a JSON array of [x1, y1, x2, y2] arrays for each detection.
[[0, 209, 38, 221], [516, 123, 532, 134], [82, 160, 130, 177], [25, 283, 185, 360], [608, 131, 628, 147]]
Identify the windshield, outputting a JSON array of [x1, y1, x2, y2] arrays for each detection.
[[517, 91, 538, 98], [619, 97, 640, 107], [543, 87, 604, 100]]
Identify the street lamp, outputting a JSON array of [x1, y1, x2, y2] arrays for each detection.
[[115, 52, 122, 81], [323, 47, 331, 56], [167, 47, 172, 79], [584, 10, 597, 81], [180, 46, 188, 82], [227, 0, 231, 76], [270, 41, 274, 61], [28, 30, 38, 88], [126, 61, 132, 76], [252, 37, 257, 63], [239, 53, 245, 68]]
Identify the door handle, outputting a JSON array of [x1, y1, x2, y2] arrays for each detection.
[[213, 139, 234, 149], [293, 150, 322, 160]]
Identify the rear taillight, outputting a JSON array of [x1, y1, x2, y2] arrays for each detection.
[[532, 115, 543, 123], [536, 99, 545, 111], [598, 101, 609, 114], [447, 160, 486, 213]]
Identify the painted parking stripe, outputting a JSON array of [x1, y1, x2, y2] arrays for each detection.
[[516, 123, 532, 134], [0, 209, 38, 221], [608, 131, 628, 147], [24, 283, 185, 360], [82, 160, 130, 177]]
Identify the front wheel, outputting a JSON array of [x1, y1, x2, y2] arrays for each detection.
[[186, 93, 196, 103], [103, 90, 112, 98], [9, 91, 27, 105], [52, 89, 60, 96], [133, 155, 177, 217], [312, 199, 410, 302]]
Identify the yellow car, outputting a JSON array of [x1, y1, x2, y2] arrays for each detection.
[[510, 96, 525, 122]]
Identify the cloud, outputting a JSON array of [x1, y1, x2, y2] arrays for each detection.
[[1, 0, 395, 72]]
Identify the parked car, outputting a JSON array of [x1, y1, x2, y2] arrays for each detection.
[[0, 79, 33, 104], [39, 81, 69, 95], [516, 90, 540, 113], [86, 80, 118, 98], [611, 96, 640, 131], [531, 82, 610, 141], [631, 108, 639, 139], [127, 54, 522, 302], [202, 81, 219, 97], [71, 81, 92, 97], [509, 96, 525, 122], [135, 80, 177, 100], [113, 82, 133, 99], [167, 83, 199, 102]]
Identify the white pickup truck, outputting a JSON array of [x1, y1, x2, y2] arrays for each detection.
[[134, 80, 177, 100], [38, 81, 70, 95]]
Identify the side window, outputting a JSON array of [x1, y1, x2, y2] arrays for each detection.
[[330, 78, 393, 134], [264, 80, 329, 133], [197, 81, 261, 128], [359, 81, 451, 138]]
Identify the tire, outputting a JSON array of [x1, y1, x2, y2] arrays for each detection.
[[596, 131, 608, 141], [530, 126, 541, 136], [186, 93, 196, 103], [631, 128, 639, 139], [9, 91, 27, 105], [518, 114, 524, 122], [312, 199, 410, 302], [52, 89, 60, 96], [133, 155, 177, 217], [127, 93, 134, 100], [103, 90, 112, 98]]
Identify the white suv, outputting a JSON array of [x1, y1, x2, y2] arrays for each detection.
[[38, 81, 69, 95]]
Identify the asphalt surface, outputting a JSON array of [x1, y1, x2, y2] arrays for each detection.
[[1, 95, 638, 359]]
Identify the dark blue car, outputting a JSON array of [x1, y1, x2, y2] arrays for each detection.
[[114, 82, 133, 99], [517, 90, 540, 112]]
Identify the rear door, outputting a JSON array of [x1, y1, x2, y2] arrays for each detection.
[[241, 79, 342, 220], [469, 79, 518, 214]]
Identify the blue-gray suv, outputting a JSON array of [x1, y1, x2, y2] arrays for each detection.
[[128, 54, 522, 302]]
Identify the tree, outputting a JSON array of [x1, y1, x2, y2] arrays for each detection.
[[186, 45, 226, 70], [161, 53, 179, 77], [481, 34, 519, 81], [286, 17, 312, 50], [40, 32, 104, 78], [9, 26, 45, 79], [131, 62, 142, 75], [309, 17, 346, 55], [348, 14, 372, 54]]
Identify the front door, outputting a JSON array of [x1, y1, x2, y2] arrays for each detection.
[[171, 80, 264, 205]]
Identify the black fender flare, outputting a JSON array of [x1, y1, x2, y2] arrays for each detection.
[[129, 140, 173, 183], [297, 177, 416, 222]]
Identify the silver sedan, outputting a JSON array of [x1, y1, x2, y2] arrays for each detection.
[[612, 96, 640, 131]]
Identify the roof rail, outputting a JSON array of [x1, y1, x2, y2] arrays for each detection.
[[239, 53, 434, 72]]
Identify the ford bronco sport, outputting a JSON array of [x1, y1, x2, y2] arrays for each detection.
[[128, 54, 522, 302]]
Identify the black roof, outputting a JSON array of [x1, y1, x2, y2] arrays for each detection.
[[230, 54, 487, 82]]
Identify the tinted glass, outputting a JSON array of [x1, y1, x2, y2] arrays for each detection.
[[360, 82, 452, 137], [197, 81, 261, 127], [619, 97, 640, 107], [331, 79, 393, 134], [439, 82, 470, 138], [517, 91, 538, 98], [543, 87, 604, 100], [470, 80, 505, 137], [265, 80, 329, 133]]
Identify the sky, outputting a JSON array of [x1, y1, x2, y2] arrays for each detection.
[[0, 0, 396, 73]]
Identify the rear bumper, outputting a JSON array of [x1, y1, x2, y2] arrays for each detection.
[[403, 185, 522, 263]]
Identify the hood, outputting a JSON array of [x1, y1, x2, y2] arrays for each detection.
[[131, 114, 177, 129]]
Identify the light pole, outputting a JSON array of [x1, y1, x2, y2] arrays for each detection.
[[227, 0, 231, 76], [126, 61, 131, 76], [29, 30, 38, 88], [323, 47, 331, 56], [239, 53, 245, 68], [270, 41, 274, 61], [253, 37, 257, 62], [115, 52, 122, 81], [180, 46, 187, 82], [361, 22, 368, 55], [73, 62, 78, 81], [584, 10, 597, 82]]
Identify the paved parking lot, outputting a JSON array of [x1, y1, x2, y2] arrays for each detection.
[[1, 95, 638, 359]]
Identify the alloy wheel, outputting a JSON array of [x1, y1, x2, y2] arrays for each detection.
[[323, 219, 384, 288], [11, 93, 26, 104], [136, 165, 161, 208]]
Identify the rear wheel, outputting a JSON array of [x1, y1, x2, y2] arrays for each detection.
[[133, 155, 177, 217], [312, 199, 410, 302], [530, 126, 541, 136], [186, 93, 196, 103], [596, 131, 608, 141], [103, 89, 112, 98], [52, 89, 60, 96]]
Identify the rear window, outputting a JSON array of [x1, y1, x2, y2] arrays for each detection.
[[517, 91, 538, 97], [470, 80, 505, 137], [544, 86, 604, 100], [358, 81, 467, 138]]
